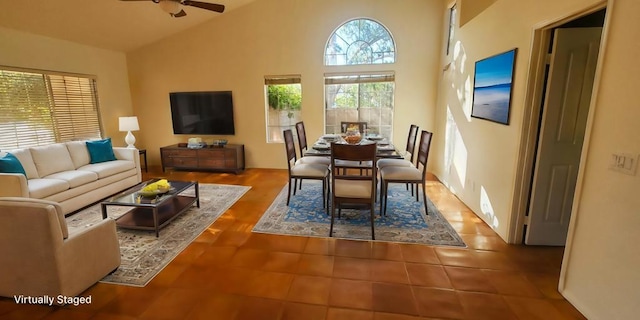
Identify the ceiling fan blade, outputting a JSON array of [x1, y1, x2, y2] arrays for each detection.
[[172, 9, 187, 17], [182, 0, 225, 13]]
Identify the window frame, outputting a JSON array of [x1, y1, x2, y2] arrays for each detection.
[[0, 66, 103, 150], [264, 74, 303, 144]]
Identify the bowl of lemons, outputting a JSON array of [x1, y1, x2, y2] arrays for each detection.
[[139, 179, 172, 197]]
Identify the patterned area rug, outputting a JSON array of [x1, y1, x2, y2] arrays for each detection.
[[253, 181, 465, 247], [66, 183, 250, 287]]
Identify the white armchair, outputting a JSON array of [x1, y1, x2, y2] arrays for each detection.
[[0, 197, 121, 299]]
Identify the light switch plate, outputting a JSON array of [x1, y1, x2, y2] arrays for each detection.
[[610, 153, 638, 176]]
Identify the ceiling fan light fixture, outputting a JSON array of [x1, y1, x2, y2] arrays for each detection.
[[158, 0, 182, 15]]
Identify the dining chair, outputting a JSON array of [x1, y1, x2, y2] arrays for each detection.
[[379, 130, 433, 216], [330, 142, 378, 240], [294, 121, 331, 166], [283, 129, 330, 211], [340, 121, 368, 134], [377, 124, 419, 169], [377, 124, 419, 195]]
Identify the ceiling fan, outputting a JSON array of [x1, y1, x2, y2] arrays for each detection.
[[120, 0, 225, 18]]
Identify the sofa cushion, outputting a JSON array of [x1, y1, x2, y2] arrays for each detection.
[[5, 149, 39, 179], [66, 141, 92, 168], [77, 160, 135, 179], [30, 144, 75, 177], [28, 178, 70, 199], [0, 153, 26, 177], [45, 170, 98, 188], [86, 138, 117, 164]]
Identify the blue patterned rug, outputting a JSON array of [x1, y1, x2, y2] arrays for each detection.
[[253, 181, 466, 247]]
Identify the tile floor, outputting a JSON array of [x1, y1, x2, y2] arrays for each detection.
[[0, 168, 586, 319]]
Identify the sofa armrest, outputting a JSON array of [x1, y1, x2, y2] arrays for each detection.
[[0, 173, 29, 198], [113, 147, 142, 182], [59, 218, 121, 296]]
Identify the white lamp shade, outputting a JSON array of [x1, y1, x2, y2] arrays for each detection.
[[119, 116, 139, 132]]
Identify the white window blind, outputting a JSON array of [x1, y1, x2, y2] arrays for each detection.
[[0, 68, 102, 150]]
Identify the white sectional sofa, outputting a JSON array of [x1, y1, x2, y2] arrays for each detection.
[[0, 140, 142, 215]]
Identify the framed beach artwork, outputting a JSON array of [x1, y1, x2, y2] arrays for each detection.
[[471, 48, 517, 125]]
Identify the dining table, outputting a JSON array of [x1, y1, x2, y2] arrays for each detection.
[[303, 134, 404, 159]]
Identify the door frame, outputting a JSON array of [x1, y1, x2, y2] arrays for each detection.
[[509, 1, 611, 245]]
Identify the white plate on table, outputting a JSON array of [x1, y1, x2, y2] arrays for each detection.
[[377, 145, 395, 151], [312, 144, 330, 151]]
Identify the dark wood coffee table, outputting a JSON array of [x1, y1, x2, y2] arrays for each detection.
[[101, 179, 199, 237]]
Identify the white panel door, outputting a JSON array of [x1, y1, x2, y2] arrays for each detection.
[[526, 27, 602, 246]]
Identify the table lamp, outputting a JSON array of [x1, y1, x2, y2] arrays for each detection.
[[119, 116, 140, 149]]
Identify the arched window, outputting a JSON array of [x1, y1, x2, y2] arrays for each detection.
[[325, 18, 396, 66], [324, 19, 396, 138]]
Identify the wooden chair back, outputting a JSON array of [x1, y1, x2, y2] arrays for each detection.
[[295, 121, 309, 153], [405, 124, 419, 163]]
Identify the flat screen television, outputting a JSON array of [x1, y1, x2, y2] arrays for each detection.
[[169, 91, 235, 135]]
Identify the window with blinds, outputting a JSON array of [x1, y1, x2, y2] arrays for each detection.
[[0, 67, 102, 150], [324, 72, 395, 139], [265, 75, 302, 143]]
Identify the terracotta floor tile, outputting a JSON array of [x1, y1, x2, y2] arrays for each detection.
[[373, 312, 425, 320], [483, 270, 544, 297], [85, 313, 138, 320], [190, 245, 237, 268], [434, 247, 483, 268], [371, 242, 404, 261], [170, 241, 209, 266], [280, 302, 328, 320], [523, 273, 564, 299], [444, 266, 497, 293], [412, 287, 464, 319], [548, 299, 588, 319], [504, 296, 569, 320], [246, 271, 294, 300], [474, 250, 520, 271], [170, 265, 221, 290], [405, 263, 453, 288], [328, 278, 373, 310], [262, 251, 302, 273], [138, 288, 207, 320], [369, 260, 409, 284], [41, 308, 94, 320], [457, 291, 518, 320], [98, 286, 167, 318], [234, 296, 284, 320], [304, 237, 337, 255], [185, 293, 244, 320], [297, 254, 335, 277], [208, 267, 260, 295], [335, 239, 372, 259], [333, 257, 372, 280], [459, 234, 511, 251], [244, 233, 309, 253], [287, 275, 332, 305], [229, 247, 270, 268], [398, 244, 440, 264], [371, 283, 418, 316], [212, 230, 251, 247], [327, 307, 374, 320]]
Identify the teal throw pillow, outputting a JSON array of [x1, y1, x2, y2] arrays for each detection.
[[0, 153, 27, 176], [86, 138, 117, 164]]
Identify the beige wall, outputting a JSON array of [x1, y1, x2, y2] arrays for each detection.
[[126, 0, 444, 169], [0, 27, 134, 142], [435, 0, 640, 318]]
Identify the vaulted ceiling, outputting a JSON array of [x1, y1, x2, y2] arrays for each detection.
[[0, 0, 256, 52]]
